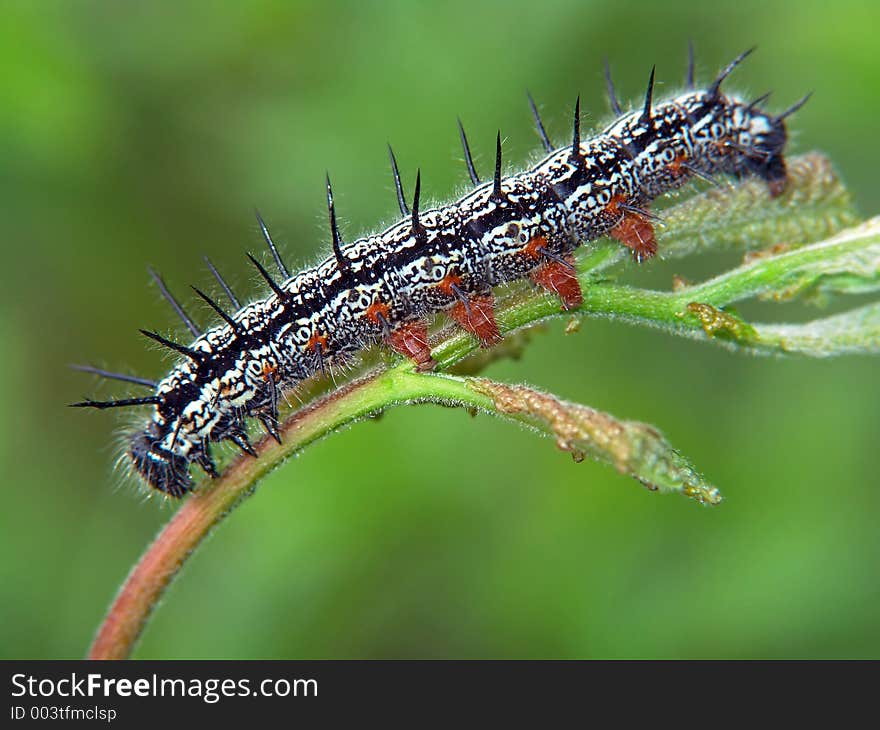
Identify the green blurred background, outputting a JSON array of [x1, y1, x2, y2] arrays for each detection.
[[2, 0, 878, 659]]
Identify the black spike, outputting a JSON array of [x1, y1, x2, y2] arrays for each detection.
[[203, 256, 241, 309], [708, 47, 756, 100], [603, 60, 623, 116], [686, 41, 695, 89], [255, 209, 289, 279], [526, 91, 554, 153], [747, 91, 773, 111], [681, 162, 720, 186], [192, 287, 244, 333], [776, 92, 813, 121], [640, 66, 656, 125], [457, 118, 481, 186], [571, 96, 581, 160], [247, 253, 287, 300], [147, 268, 200, 338], [411, 168, 426, 241], [325, 174, 350, 273], [140, 329, 204, 362], [69, 395, 161, 410], [618, 202, 665, 223], [387, 144, 409, 216], [492, 131, 504, 200], [374, 310, 391, 336], [448, 282, 473, 317], [69, 364, 157, 388], [535, 245, 576, 271]]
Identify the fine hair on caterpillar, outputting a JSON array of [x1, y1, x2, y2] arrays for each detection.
[[71, 46, 810, 498]]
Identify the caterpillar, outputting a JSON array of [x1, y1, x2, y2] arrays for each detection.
[[72, 47, 809, 497]]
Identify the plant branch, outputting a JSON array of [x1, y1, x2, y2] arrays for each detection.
[[88, 368, 720, 660]]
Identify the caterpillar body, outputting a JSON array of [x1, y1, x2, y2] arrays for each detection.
[[73, 48, 808, 497]]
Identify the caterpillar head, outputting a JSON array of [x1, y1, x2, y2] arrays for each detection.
[[687, 48, 809, 198], [736, 104, 791, 197], [729, 89, 811, 197], [128, 428, 193, 498]]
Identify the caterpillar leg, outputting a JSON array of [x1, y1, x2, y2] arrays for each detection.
[[449, 292, 502, 347], [610, 212, 657, 262], [602, 195, 658, 261], [386, 320, 436, 371], [530, 254, 583, 310]]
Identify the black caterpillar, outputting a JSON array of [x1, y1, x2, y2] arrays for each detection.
[[72, 47, 809, 497]]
